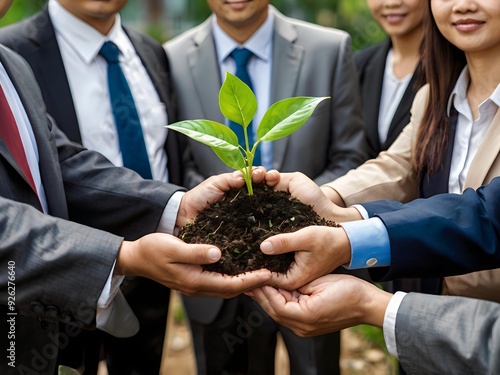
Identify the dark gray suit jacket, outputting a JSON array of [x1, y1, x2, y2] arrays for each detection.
[[164, 6, 367, 326], [396, 293, 500, 375], [165, 6, 367, 190], [0, 45, 182, 375], [355, 39, 422, 159], [0, 6, 184, 185]]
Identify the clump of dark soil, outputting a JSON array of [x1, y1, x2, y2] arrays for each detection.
[[179, 183, 339, 275]]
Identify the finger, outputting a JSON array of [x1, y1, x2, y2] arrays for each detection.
[[274, 262, 311, 290], [263, 169, 280, 187], [197, 269, 273, 298], [261, 285, 301, 319], [251, 286, 281, 319], [298, 274, 337, 295], [260, 227, 318, 255], [251, 166, 268, 184], [171, 243, 222, 265], [268, 172, 297, 192]]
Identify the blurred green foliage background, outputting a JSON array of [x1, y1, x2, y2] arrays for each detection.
[[1, 0, 385, 50]]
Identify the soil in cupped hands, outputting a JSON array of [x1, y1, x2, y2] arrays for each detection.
[[179, 183, 339, 275]]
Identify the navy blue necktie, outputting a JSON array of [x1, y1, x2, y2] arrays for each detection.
[[99, 41, 152, 179], [229, 48, 261, 166]]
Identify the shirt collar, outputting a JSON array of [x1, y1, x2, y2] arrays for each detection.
[[447, 66, 470, 116], [49, 0, 132, 64], [447, 66, 500, 116], [212, 6, 274, 65]]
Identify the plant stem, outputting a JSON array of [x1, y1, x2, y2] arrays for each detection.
[[242, 165, 253, 195]]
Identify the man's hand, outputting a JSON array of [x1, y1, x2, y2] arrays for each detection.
[[261, 226, 352, 290], [264, 171, 362, 222], [116, 233, 272, 297], [176, 168, 268, 227], [247, 274, 392, 336]]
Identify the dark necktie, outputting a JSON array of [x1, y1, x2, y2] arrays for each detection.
[[0, 85, 37, 193], [99, 41, 152, 179], [229, 48, 261, 166]]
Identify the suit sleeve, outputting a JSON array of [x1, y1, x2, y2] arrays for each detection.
[[395, 293, 500, 375], [55, 124, 185, 240], [322, 85, 430, 205], [363, 178, 500, 281], [313, 32, 368, 185], [0, 197, 123, 329]]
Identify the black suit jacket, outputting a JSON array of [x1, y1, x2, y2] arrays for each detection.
[[0, 44, 182, 375], [355, 39, 422, 158], [0, 6, 184, 185], [0, 9, 184, 372]]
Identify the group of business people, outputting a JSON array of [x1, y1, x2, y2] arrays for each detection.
[[0, 0, 367, 373], [250, 0, 500, 373], [0, 0, 499, 374]]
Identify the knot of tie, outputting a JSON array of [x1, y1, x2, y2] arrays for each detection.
[[231, 48, 253, 70], [99, 41, 120, 64]]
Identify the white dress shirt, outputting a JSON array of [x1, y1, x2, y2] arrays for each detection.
[[0, 64, 48, 213], [211, 10, 274, 170], [378, 49, 413, 145], [49, 0, 169, 182], [447, 67, 500, 193]]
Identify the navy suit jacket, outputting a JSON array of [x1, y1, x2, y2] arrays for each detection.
[[362, 177, 500, 281], [355, 39, 423, 159], [0, 6, 184, 185]]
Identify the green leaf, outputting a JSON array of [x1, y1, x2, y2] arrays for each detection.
[[257, 97, 329, 141], [166, 120, 246, 170], [166, 120, 239, 149], [219, 72, 257, 129], [213, 147, 247, 170]]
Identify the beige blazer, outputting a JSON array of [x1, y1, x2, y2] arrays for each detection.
[[324, 84, 500, 302]]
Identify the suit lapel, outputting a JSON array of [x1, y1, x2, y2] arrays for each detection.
[[464, 109, 500, 189], [419, 110, 457, 197], [271, 10, 304, 169], [21, 8, 81, 144], [362, 40, 390, 154], [0, 45, 67, 216], [188, 20, 224, 123], [126, 28, 173, 117]]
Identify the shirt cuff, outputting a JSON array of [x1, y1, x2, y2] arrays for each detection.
[[383, 291, 407, 358], [341, 217, 391, 269], [157, 191, 184, 234], [96, 261, 139, 337], [352, 204, 369, 219]]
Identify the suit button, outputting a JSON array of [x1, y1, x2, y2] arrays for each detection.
[[30, 301, 44, 314], [45, 305, 59, 318], [60, 312, 72, 324]]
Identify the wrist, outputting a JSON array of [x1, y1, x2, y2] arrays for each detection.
[[362, 286, 393, 328], [320, 185, 346, 207], [336, 227, 353, 266], [115, 241, 136, 277]]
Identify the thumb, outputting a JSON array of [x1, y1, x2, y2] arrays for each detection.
[[260, 227, 316, 255], [178, 244, 222, 265]]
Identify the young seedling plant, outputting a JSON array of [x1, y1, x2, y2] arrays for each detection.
[[166, 72, 328, 195]]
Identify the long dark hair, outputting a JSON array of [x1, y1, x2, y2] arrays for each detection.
[[413, 0, 467, 175]]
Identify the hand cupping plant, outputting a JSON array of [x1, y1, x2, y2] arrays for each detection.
[[166, 72, 328, 194], [166, 73, 336, 275]]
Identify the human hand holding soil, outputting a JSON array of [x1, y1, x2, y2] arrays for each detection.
[[116, 233, 272, 298], [265, 171, 363, 223]]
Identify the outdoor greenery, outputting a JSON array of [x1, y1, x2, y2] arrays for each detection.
[[0, 0, 385, 50]]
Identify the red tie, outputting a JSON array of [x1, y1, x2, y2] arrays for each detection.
[[0, 85, 37, 194]]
